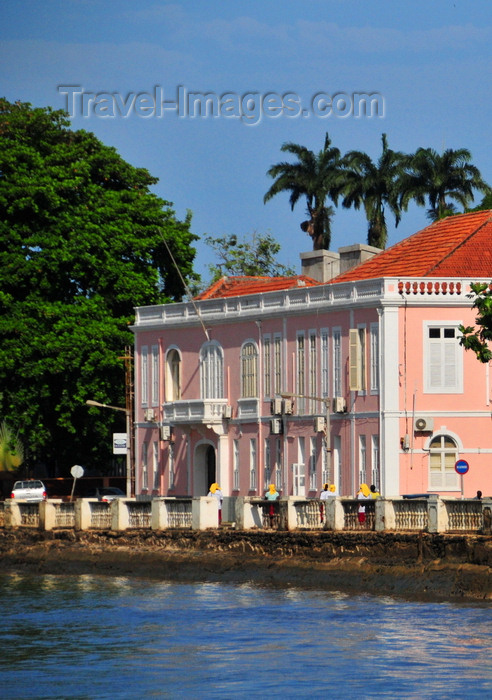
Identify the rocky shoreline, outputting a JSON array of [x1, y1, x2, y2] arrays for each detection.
[[1, 528, 491, 602]]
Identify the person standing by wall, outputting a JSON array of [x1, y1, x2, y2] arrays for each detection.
[[264, 483, 279, 528], [208, 483, 223, 526], [357, 483, 371, 524]]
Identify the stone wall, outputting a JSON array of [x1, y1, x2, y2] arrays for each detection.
[[1, 528, 491, 602]]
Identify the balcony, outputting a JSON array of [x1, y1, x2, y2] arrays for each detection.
[[163, 399, 229, 425]]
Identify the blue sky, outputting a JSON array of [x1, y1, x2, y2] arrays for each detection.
[[1, 1, 491, 283]]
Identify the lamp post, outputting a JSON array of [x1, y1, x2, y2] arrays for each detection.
[[280, 392, 332, 484], [85, 399, 133, 497]]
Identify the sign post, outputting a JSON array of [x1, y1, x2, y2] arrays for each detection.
[[455, 459, 469, 499], [70, 464, 84, 502]]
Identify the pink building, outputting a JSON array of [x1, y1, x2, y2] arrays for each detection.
[[132, 211, 492, 500]]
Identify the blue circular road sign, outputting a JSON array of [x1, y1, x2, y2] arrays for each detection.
[[455, 459, 469, 475]]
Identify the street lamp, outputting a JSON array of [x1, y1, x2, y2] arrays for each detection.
[[280, 392, 332, 484], [85, 400, 133, 497]]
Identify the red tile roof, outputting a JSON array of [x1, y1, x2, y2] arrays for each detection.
[[195, 275, 320, 300], [331, 210, 492, 283]]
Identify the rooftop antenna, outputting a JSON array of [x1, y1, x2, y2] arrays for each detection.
[[158, 228, 210, 341]]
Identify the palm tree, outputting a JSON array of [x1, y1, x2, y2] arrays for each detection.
[[399, 147, 490, 221], [264, 133, 342, 250], [0, 420, 24, 472], [339, 133, 406, 249]]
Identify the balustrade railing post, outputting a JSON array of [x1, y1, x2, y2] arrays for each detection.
[[375, 498, 395, 532]]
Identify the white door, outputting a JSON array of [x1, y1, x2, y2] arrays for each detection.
[[293, 463, 305, 497]]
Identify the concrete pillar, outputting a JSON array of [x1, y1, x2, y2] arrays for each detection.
[[113, 498, 130, 531], [375, 498, 395, 531], [4, 501, 21, 529], [428, 495, 447, 533], [151, 498, 170, 530], [74, 499, 93, 531], [324, 497, 344, 530], [39, 500, 57, 531], [285, 497, 298, 531], [481, 497, 492, 535], [235, 497, 263, 530], [192, 496, 220, 530]]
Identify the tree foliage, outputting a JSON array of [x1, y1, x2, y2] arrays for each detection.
[[400, 147, 490, 221], [264, 133, 342, 250], [0, 98, 198, 475], [339, 133, 406, 249], [205, 231, 296, 283], [459, 283, 492, 363], [0, 421, 24, 472]]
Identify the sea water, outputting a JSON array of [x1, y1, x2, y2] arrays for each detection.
[[0, 573, 490, 699]]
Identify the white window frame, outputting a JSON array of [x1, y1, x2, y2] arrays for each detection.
[[264, 438, 271, 490], [165, 347, 181, 402], [241, 341, 258, 398], [249, 438, 257, 491], [233, 439, 240, 491], [309, 437, 317, 492], [152, 440, 159, 491], [273, 335, 282, 397], [169, 443, 175, 490], [296, 332, 305, 414], [275, 437, 282, 491], [141, 346, 148, 406], [200, 341, 224, 399], [321, 329, 329, 400], [428, 434, 459, 491], [332, 328, 342, 398], [141, 440, 148, 490], [370, 322, 379, 394], [309, 331, 317, 414], [359, 435, 366, 485], [423, 322, 463, 394], [151, 345, 159, 406], [349, 326, 366, 393], [371, 435, 380, 491], [263, 335, 271, 398]]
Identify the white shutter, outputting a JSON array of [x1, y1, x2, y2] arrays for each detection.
[[349, 329, 360, 391]]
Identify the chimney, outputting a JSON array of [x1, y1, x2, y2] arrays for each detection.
[[300, 244, 381, 283]]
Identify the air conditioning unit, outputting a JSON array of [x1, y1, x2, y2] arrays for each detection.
[[283, 398, 294, 415], [271, 398, 282, 415], [223, 405, 233, 419], [314, 416, 326, 433], [333, 397, 347, 413], [270, 418, 283, 435], [414, 417, 434, 432], [160, 424, 171, 441], [144, 408, 155, 422]]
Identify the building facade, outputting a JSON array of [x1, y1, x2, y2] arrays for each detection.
[[132, 211, 492, 500]]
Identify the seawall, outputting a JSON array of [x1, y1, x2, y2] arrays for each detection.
[[1, 529, 491, 602]]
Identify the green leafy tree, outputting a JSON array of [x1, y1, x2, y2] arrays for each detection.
[[0, 98, 198, 475], [339, 133, 406, 249], [264, 133, 342, 250], [459, 283, 492, 363], [204, 231, 296, 283], [400, 146, 490, 221]]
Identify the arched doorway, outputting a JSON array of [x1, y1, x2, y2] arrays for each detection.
[[193, 442, 216, 495]]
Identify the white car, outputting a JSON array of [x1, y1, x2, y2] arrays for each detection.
[[11, 480, 47, 502]]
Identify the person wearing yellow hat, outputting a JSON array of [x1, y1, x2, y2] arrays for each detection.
[[264, 483, 279, 528], [207, 482, 223, 525], [357, 483, 371, 524], [319, 483, 337, 523]]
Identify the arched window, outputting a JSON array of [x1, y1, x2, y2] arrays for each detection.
[[429, 434, 459, 490], [241, 342, 258, 398], [200, 342, 224, 399], [165, 349, 181, 401]]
